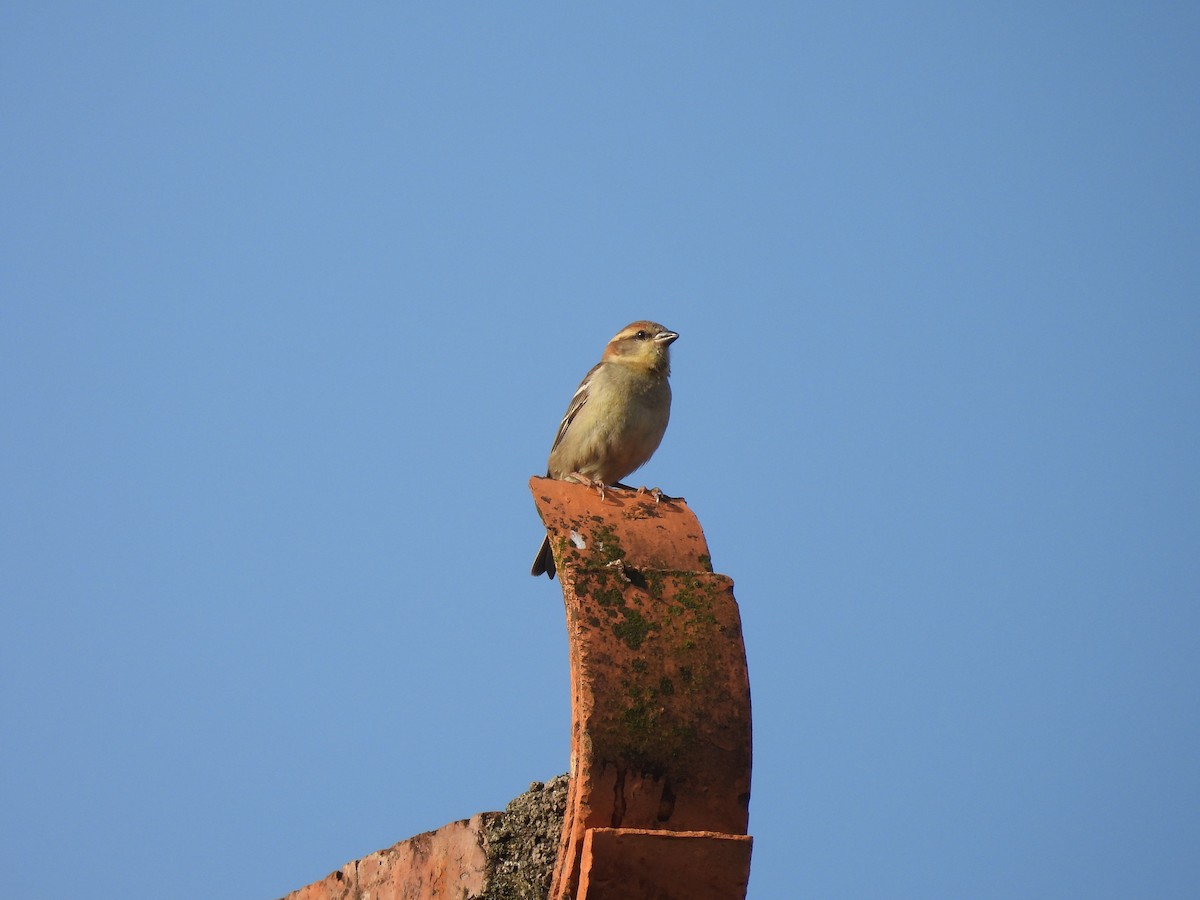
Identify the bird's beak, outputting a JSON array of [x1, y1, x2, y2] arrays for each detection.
[[654, 330, 679, 346]]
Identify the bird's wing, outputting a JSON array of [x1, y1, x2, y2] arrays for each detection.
[[549, 363, 600, 453]]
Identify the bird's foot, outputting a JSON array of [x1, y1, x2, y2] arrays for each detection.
[[634, 485, 680, 503], [566, 472, 609, 499]]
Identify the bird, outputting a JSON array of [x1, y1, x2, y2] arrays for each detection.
[[531, 320, 678, 579]]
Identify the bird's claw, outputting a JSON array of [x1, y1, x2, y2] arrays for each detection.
[[633, 485, 677, 503], [566, 475, 679, 504], [567, 472, 608, 499]]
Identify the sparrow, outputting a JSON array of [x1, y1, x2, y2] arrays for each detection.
[[531, 320, 678, 579]]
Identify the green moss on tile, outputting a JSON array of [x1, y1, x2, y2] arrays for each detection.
[[612, 608, 652, 650]]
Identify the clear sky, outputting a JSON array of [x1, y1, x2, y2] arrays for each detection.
[[2, 4, 1198, 898]]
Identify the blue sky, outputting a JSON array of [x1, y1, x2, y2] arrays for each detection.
[[2, 3, 1198, 898]]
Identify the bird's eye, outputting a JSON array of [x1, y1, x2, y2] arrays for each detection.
[[635, 330, 649, 340]]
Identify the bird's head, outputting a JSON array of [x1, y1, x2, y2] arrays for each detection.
[[601, 320, 678, 375]]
